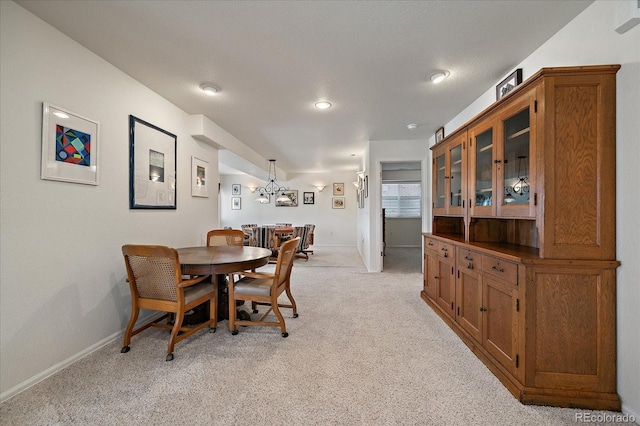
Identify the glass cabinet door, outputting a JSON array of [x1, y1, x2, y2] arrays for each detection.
[[502, 108, 530, 206], [474, 128, 494, 209], [496, 88, 535, 218], [450, 144, 463, 208], [434, 152, 445, 209]]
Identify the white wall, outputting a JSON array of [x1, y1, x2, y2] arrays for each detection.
[[438, 0, 640, 417], [219, 171, 358, 246], [0, 1, 219, 399]]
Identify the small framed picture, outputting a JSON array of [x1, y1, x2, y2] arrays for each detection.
[[231, 197, 241, 210], [191, 157, 208, 198], [496, 68, 523, 100], [303, 192, 315, 204], [333, 182, 344, 196], [41, 102, 100, 185], [435, 127, 445, 143], [332, 197, 345, 209], [232, 184, 241, 195]]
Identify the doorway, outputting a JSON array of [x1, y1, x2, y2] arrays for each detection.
[[381, 161, 422, 273]]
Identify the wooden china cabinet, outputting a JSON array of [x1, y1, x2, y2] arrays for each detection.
[[422, 65, 621, 410]]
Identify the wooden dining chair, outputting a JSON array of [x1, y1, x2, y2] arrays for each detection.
[[228, 237, 299, 337], [120, 244, 217, 361], [206, 229, 245, 247]]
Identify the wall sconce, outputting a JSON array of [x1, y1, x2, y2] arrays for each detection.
[[246, 185, 257, 193], [313, 185, 326, 192], [352, 182, 359, 188]]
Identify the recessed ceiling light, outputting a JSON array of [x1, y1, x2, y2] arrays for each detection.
[[407, 123, 417, 130], [315, 101, 332, 109], [200, 83, 220, 95], [430, 71, 450, 84]]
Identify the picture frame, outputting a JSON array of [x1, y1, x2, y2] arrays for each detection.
[[332, 197, 345, 209], [333, 182, 344, 196], [435, 127, 445, 143], [41, 102, 100, 185], [496, 68, 523, 100], [129, 115, 177, 209], [276, 190, 298, 207], [231, 197, 241, 210], [191, 157, 208, 198], [303, 191, 315, 204], [232, 184, 241, 195]]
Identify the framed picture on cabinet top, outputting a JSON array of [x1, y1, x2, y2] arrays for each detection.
[[435, 127, 444, 143], [191, 157, 208, 198], [41, 102, 100, 185], [496, 68, 523, 100], [129, 115, 177, 209]]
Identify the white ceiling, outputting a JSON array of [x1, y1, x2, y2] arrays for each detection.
[[17, 0, 593, 175]]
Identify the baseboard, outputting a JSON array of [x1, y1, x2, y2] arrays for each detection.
[[0, 312, 159, 403]]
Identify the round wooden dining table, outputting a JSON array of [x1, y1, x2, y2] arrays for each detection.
[[177, 245, 272, 276]]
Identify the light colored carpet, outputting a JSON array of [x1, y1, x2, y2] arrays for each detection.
[[0, 246, 629, 425]]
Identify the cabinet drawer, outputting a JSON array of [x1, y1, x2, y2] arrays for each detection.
[[457, 248, 481, 272], [424, 237, 438, 253], [437, 241, 455, 261], [482, 255, 518, 284]]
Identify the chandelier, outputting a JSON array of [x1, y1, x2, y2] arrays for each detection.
[[256, 159, 290, 204]]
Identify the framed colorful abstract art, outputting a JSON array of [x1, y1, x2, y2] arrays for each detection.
[[129, 115, 177, 209], [41, 102, 100, 185]]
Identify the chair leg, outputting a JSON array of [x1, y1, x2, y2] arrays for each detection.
[[271, 299, 288, 338], [228, 280, 238, 335], [121, 307, 139, 353], [210, 279, 218, 332], [285, 286, 298, 318], [167, 311, 184, 361]]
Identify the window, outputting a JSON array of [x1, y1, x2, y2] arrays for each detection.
[[382, 182, 421, 218]]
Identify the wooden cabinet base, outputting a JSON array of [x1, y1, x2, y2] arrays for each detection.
[[420, 289, 621, 411]]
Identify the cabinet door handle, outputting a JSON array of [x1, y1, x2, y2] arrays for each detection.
[[492, 265, 505, 273], [480, 307, 487, 312], [494, 159, 501, 164], [467, 262, 473, 269], [427, 242, 434, 246], [434, 276, 439, 280]]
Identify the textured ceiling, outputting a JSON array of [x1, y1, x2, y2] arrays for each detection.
[[17, 0, 593, 174]]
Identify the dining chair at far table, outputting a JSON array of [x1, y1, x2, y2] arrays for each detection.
[[228, 237, 300, 337], [120, 244, 217, 361]]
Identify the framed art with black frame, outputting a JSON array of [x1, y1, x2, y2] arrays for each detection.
[[303, 191, 315, 204], [496, 68, 523, 100], [129, 115, 177, 209]]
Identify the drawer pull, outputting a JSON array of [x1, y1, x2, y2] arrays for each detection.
[[443, 252, 448, 258], [492, 265, 505, 273], [427, 242, 434, 246], [464, 255, 472, 260]]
